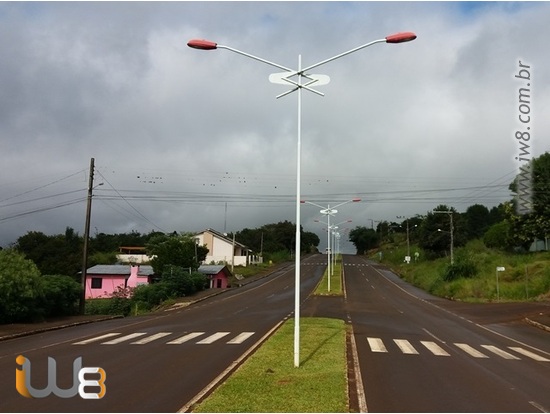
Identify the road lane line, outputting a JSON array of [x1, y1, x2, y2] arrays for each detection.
[[167, 332, 205, 344], [529, 400, 548, 413], [131, 332, 172, 344], [509, 347, 550, 362], [394, 339, 419, 355], [480, 345, 521, 360], [73, 333, 121, 345], [197, 332, 231, 344], [420, 341, 450, 356], [227, 332, 255, 344], [101, 332, 147, 344], [454, 343, 489, 358], [367, 337, 387, 353]]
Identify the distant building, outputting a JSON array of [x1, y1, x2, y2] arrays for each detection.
[[194, 228, 262, 267], [117, 246, 152, 264]]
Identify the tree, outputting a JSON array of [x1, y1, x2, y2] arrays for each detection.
[[14, 227, 82, 278], [483, 221, 512, 250], [349, 226, 379, 255], [0, 250, 44, 323], [236, 221, 320, 256], [507, 152, 550, 248], [146, 233, 208, 275], [464, 204, 490, 240], [417, 205, 466, 258]]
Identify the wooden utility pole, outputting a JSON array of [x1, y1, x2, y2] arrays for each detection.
[[80, 157, 94, 314]]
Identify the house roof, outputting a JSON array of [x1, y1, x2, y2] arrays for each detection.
[[196, 228, 252, 251], [198, 264, 231, 276], [86, 264, 154, 276]]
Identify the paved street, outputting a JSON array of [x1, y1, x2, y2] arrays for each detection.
[[342, 254, 550, 412]]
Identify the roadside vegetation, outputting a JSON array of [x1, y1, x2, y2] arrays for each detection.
[[372, 236, 550, 302], [193, 317, 347, 413]]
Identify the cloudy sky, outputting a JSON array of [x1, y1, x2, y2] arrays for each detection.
[[1, 1, 548, 253]]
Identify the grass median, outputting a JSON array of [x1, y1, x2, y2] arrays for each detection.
[[314, 254, 343, 296], [192, 317, 348, 413]]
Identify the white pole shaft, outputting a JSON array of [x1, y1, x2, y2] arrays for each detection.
[[294, 54, 302, 368], [327, 208, 331, 292]]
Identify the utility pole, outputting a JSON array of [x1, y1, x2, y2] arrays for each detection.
[[80, 157, 95, 314], [433, 210, 454, 265]]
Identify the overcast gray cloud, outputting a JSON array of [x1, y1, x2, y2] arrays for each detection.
[[1, 1, 548, 253]]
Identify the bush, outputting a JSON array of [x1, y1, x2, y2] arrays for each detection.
[[41, 275, 81, 317], [442, 253, 478, 282], [0, 250, 44, 323]]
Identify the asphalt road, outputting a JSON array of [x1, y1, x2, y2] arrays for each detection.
[[343, 254, 550, 412], [1, 257, 324, 412]]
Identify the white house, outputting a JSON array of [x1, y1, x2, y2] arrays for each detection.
[[195, 228, 261, 267]]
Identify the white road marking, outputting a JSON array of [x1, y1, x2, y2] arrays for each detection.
[[394, 339, 419, 355], [73, 333, 121, 345], [167, 332, 205, 344], [367, 337, 388, 353], [197, 332, 231, 344], [481, 345, 521, 360], [454, 343, 489, 358], [101, 332, 147, 344], [131, 332, 172, 344], [509, 347, 550, 362], [227, 332, 255, 344], [420, 341, 450, 356]]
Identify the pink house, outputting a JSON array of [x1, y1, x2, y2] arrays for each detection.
[[197, 265, 232, 289], [85, 264, 154, 299]]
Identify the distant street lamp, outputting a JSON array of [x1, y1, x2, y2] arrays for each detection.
[[188, 32, 416, 368], [396, 216, 418, 263], [304, 199, 360, 290]]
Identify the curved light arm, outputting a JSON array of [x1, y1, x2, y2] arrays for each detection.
[[188, 31, 416, 76], [188, 39, 294, 72], [300, 32, 416, 73]]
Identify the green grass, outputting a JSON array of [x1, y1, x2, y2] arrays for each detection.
[[374, 239, 550, 302], [314, 255, 343, 296], [192, 317, 348, 413]]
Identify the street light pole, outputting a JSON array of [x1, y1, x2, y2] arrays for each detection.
[[188, 32, 416, 367], [305, 198, 358, 290]]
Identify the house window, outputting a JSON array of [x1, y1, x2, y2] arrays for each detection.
[[91, 277, 102, 289]]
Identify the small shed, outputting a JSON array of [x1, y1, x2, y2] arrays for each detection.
[[198, 265, 232, 289]]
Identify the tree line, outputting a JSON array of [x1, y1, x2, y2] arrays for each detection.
[[349, 152, 550, 256]]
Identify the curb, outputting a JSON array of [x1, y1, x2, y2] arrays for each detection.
[[525, 317, 550, 333], [0, 315, 124, 342]]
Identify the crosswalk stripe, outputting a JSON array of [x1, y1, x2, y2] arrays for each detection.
[[131, 332, 172, 344], [73, 333, 121, 345], [508, 347, 550, 362], [227, 332, 255, 344], [102, 333, 147, 345], [166, 332, 205, 344], [394, 339, 419, 355], [420, 341, 450, 356], [367, 337, 388, 353], [455, 343, 489, 358], [481, 345, 521, 360], [197, 332, 231, 344]]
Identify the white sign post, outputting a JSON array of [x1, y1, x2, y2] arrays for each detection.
[[496, 267, 505, 302]]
